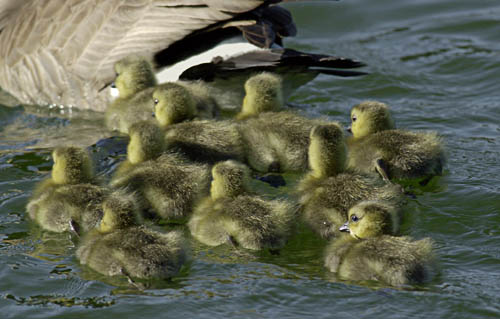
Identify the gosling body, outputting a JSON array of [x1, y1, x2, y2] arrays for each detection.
[[240, 111, 328, 172], [27, 147, 106, 233], [297, 124, 404, 239], [237, 72, 284, 120], [237, 73, 326, 172], [178, 81, 219, 119], [188, 160, 296, 250], [111, 121, 210, 222], [77, 192, 187, 280], [105, 56, 157, 133], [347, 101, 446, 181], [325, 201, 435, 286], [163, 120, 245, 164], [152, 83, 243, 163]]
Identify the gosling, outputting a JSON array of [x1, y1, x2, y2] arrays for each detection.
[[153, 84, 244, 163], [76, 191, 188, 281], [105, 55, 157, 134], [152, 81, 219, 127], [347, 101, 446, 181], [188, 160, 296, 251], [324, 200, 435, 286], [296, 123, 404, 239], [236, 72, 284, 120], [237, 72, 327, 172], [110, 121, 210, 223], [27, 147, 107, 234]]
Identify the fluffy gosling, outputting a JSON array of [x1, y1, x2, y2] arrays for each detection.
[[105, 56, 157, 133], [188, 160, 296, 251], [27, 147, 107, 233], [296, 123, 404, 239], [347, 101, 446, 181], [236, 72, 284, 120], [76, 191, 188, 280], [110, 121, 210, 223], [325, 200, 435, 286]]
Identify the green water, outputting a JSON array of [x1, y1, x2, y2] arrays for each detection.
[[1, 1, 499, 318]]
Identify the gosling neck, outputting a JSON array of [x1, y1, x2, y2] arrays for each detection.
[[308, 139, 346, 178]]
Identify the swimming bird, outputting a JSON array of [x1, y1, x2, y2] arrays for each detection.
[[76, 190, 188, 281], [188, 160, 296, 251], [346, 101, 446, 181], [152, 81, 218, 127], [110, 121, 211, 223], [296, 123, 404, 239], [237, 72, 328, 172], [105, 56, 157, 133], [112, 120, 166, 176], [26, 147, 107, 233], [152, 84, 245, 163], [236, 72, 284, 120], [324, 200, 435, 286], [0, 1, 365, 110]]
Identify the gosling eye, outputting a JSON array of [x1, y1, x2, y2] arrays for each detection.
[[350, 215, 359, 222], [351, 115, 357, 122], [154, 98, 159, 105]]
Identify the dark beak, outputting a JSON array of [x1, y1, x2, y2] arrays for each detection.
[[69, 219, 80, 237], [346, 126, 352, 134], [98, 81, 113, 92], [151, 112, 156, 118], [339, 222, 350, 233]]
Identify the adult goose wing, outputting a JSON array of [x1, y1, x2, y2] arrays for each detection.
[[0, 0, 270, 110]]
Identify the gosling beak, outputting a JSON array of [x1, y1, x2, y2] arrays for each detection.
[[339, 222, 350, 233], [69, 219, 80, 237], [151, 111, 156, 118], [98, 81, 113, 93], [346, 126, 352, 134]]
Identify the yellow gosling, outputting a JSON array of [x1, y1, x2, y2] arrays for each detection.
[[151, 82, 244, 164], [105, 56, 157, 133], [239, 112, 328, 172], [236, 72, 326, 172], [237, 72, 284, 120], [347, 101, 446, 181], [296, 123, 404, 239], [325, 200, 435, 286], [27, 147, 107, 233], [188, 160, 296, 251], [76, 190, 188, 280], [110, 121, 210, 222], [113, 121, 166, 177]]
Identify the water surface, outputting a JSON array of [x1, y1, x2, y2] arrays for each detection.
[[1, 1, 499, 318]]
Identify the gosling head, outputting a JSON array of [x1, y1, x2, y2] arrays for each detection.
[[349, 101, 395, 139], [308, 123, 347, 178], [152, 83, 197, 128], [127, 121, 165, 164], [339, 201, 400, 239], [51, 147, 94, 185], [99, 191, 142, 233], [237, 72, 284, 119], [210, 160, 251, 200], [113, 55, 157, 99]]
